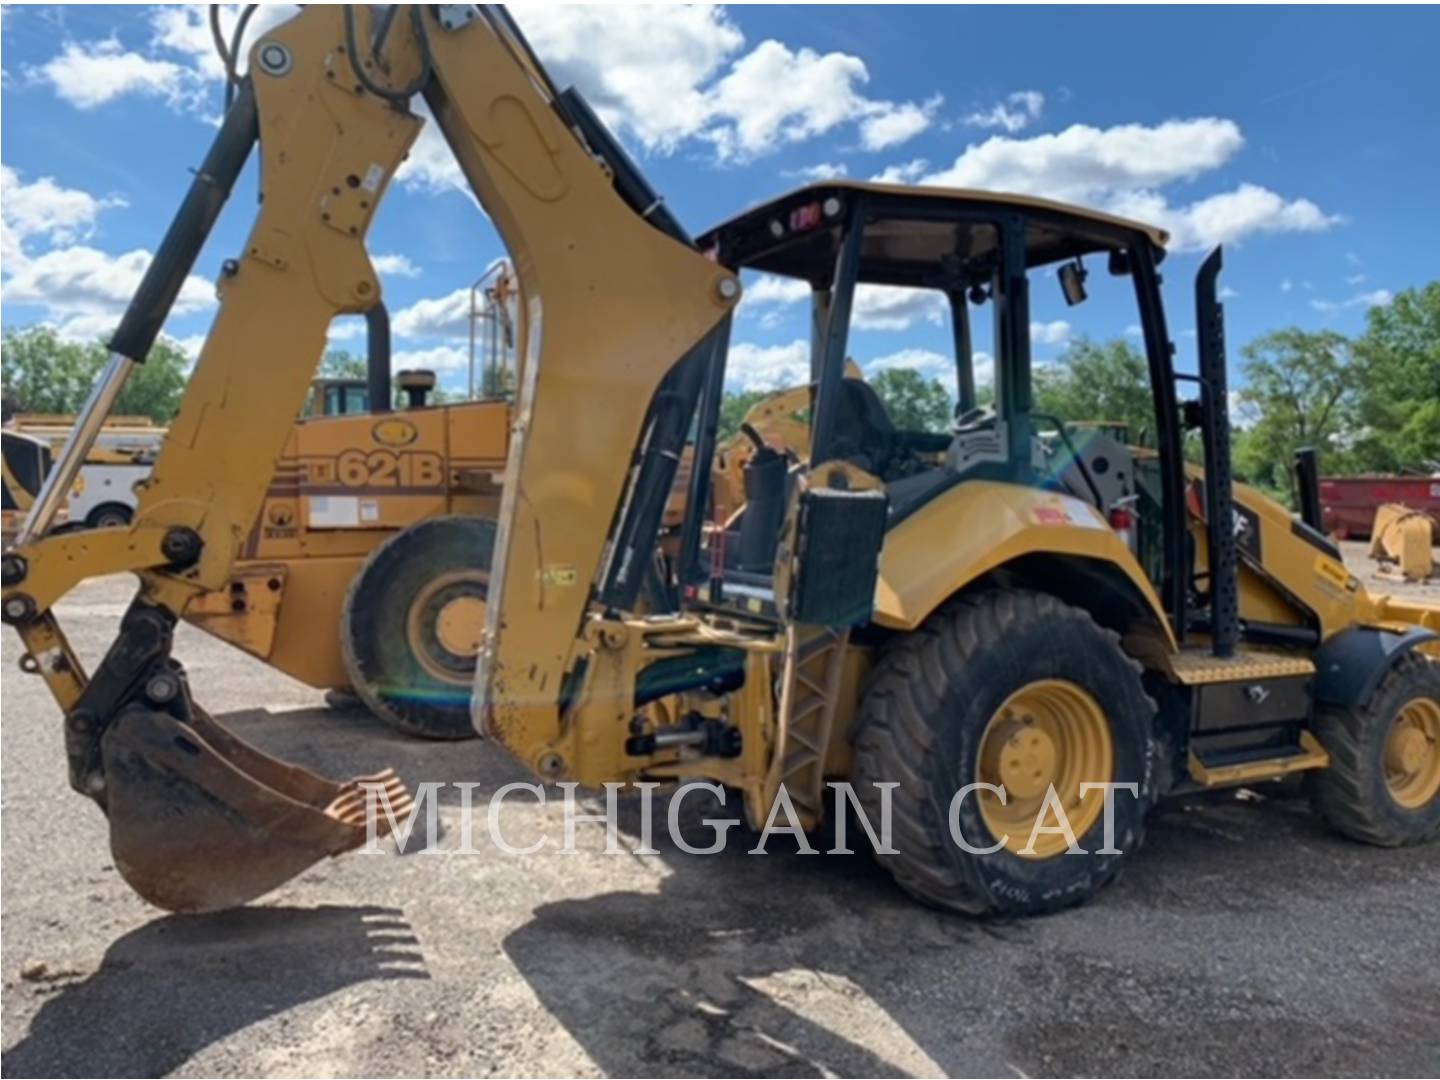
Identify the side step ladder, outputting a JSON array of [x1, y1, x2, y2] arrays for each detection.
[[1188, 730, 1330, 787], [771, 626, 850, 827]]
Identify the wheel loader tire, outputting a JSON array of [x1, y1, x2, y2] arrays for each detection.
[[852, 590, 1155, 917], [341, 515, 496, 740], [1310, 654, 1440, 847]]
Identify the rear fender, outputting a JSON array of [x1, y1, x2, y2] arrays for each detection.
[[872, 480, 1175, 650]]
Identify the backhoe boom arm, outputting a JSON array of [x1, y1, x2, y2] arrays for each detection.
[[0, 4, 737, 911]]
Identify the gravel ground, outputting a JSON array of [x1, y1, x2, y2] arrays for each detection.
[[2, 561, 1438, 1078]]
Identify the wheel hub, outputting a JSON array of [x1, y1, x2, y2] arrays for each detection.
[[1385, 697, 1440, 809], [406, 571, 489, 686], [977, 679, 1115, 859], [435, 596, 486, 657], [995, 723, 1058, 799]]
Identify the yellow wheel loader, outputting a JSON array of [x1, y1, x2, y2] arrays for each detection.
[[187, 288, 516, 740], [3, 4, 1437, 917]]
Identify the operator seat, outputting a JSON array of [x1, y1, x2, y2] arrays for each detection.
[[830, 377, 896, 474]]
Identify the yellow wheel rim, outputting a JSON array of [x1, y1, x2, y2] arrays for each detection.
[[1384, 697, 1440, 810], [405, 570, 488, 687], [977, 679, 1114, 859]]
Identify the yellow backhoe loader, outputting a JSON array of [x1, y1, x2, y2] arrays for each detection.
[[3, 5, 1437, 918]]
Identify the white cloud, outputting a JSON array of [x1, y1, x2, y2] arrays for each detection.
[[742, 273, 811, 308], [168, 332, 208, 365], [786, 162, 849, 183], [1345, 273, 1367, 286], [373, 253, 421, 279], [34, 6, 936, 179], [1030, 320, 1072, 346], [1, 244, 214, 340], [394, 99, 473, 196], [738, 274, 946, 333], [149, 4, 296, 82], [523, 6, 938, 161], [870, 158, 930, 184], [1310, 289, 1392, 315], [391, 287, 472, 339], [29, 5, 297, 116], [523, 5, 742, 154], [861, 346, 995, 395], [920, 118, 1244, 199], [865, 347, 955, 394], [898, 118, 1339, 252], [1219, 285, 1239, 300], [1108, 183, 1340, 251], [962, 90, 1044, 134], [1280, 279, 1294, 293], [2, 165, 125, 266], [859, 95, 942, 151], [853, 285, 947, 331], [30, 39, 190, 110], [725, 339, 810, 392], [393, 345, 470, 373]]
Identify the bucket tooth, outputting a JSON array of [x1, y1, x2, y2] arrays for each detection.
[[100, 706, 411, 913]]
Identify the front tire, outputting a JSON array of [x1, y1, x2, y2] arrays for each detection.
[[1310, 654, 1440, 846], [341, 516, 495, 740], [853, 590, 1156, 917]]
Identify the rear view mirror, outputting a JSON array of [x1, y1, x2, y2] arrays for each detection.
[[1059, 259, 1088, 306]]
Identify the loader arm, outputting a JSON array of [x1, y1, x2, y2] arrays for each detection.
[[1, 4, 736, 911]]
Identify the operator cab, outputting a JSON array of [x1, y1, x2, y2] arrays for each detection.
[[685, 182, 1188, 628]]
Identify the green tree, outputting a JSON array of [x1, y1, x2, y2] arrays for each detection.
[[1, 326, 189, 423], [717, 389, 770, 441], [869, 367, 951, 433], [319, 348, 367, 379], [1232, 328, 1359, 495], [1352, 281, 1440, 472], [1032, 337, 1155, 440]]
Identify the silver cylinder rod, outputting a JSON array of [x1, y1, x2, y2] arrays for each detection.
[[16, 352, 137, 545]]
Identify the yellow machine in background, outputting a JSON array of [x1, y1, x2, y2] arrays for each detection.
[[1, 430, 63, 542], [1370, 503, 1437, 583], [186, 381, 509, 737], [184, 273, 518, 739], [2, 5, 1436, 918]]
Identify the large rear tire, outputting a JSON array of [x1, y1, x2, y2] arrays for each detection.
[[1310, 654, 1440, 846], [853, 590, 1155, 917], [341, 516, 495, 740]]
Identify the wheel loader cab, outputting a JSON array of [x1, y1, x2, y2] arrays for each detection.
[[684, 183, 1185, 638]]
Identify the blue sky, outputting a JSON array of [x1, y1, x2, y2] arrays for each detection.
[[3, 4, 1438, 398]]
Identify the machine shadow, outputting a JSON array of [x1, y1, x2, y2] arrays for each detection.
[[498, 784, 1412, 1078], [3, 905, 426, 1079], [500, 790, 1023, 1078]]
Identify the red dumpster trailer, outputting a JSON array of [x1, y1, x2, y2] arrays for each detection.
[[1320, 474, 1440, 539]]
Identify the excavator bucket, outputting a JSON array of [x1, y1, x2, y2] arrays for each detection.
[[99, 705, 412, 913]]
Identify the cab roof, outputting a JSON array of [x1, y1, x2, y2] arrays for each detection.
[[700, 180, 1170, 289]]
